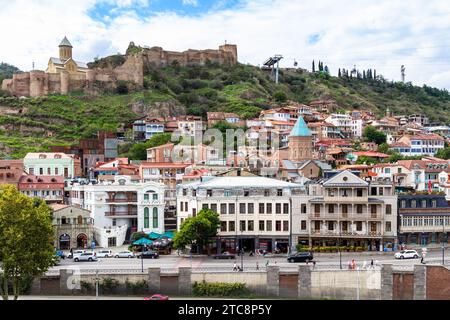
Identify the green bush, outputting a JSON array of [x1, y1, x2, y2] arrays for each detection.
[[80, 281, 93, 294], [192, 281, 249, 297], [125, 279, 148, 295], [100, 277, 119, 294]]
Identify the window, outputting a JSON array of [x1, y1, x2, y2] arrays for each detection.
[[266, 220, 272, 231], [182, 189, 187, 196], [315, 204, 321, 214], [152, 193, 158, 201], [39, 168, 43, 175], [356, 204, 363, 214], [144, 194, 149, 201], [379, 188, 384, 196], [314, 221, 321, 231], [328, 204, 334, 214], [224, 190, 231, 197], [356, 222, 363, 231], [328, 221, 334, 230], [192, 190, 196, 197], [356, 189, 363, 197], [275, 203, 281, 214], [240, 203, 246, 214], [371, 205, 377, 214], [244, 189, 250, 197], [266, 203, 272, 214], [277, 189, 283, 196], [152, 208, 158, 228], [264, 190, 270, 197], [401, 200, 406, 208], [220, 203, 227, 215], [259, 203, 265, 214], [47, 168, 51, 175], [259, 221, 265, 231], [275, 221, 282, 231], [248, 203, 254, 214], [144, 207, 149, 228], [283, 203, 289, 214], [371, 187, 377, 196], [29, 168, 34, 175], [229, 203, 235, 214], [221, 221, 227, 232], [342, 204, 348, 214], [301, 220, 307, 230], [283, 221, 289, 231], [386, 205, 392, 214], [248, 220, 254, 231], [207, 190, 212, 197], [229, 221, 235, 232], [210, 204, 217, 212], [301, 204, 307, 214], [411, 200, 416, 208], [202, 204, 209, 210], [240, 220, 246, 231], [432, 200, 437, 208]]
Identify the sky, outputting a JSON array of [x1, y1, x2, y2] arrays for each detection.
[[2, 0, 450, 90]]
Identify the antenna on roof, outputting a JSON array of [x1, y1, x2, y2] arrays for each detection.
[[32, 61, 35, 70]]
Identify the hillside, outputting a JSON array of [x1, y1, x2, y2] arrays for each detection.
[[0, 62, 21, 83], [1, 61, 450, 158]]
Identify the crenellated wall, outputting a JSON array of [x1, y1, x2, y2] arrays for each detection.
[[1, 44, 237, 97]]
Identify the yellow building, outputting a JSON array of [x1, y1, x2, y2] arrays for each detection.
[[46, 37, 88, 75]]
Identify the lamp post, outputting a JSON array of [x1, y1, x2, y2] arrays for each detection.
[[338, 226, 342, 270], [141, 244, 145, 273], [240, 230, 244, 271], [442, 219, 446, 266]]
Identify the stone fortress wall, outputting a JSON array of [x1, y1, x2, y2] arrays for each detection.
[[1, 44, 238, 97]]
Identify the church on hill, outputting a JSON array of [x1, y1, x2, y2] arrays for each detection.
[[46, 37, 88, 75], [288, 116, 314, 162]]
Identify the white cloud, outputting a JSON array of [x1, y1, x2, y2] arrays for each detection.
[[182, 0, 198, 6], [1, 0, 450, 90]]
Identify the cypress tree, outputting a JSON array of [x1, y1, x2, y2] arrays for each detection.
[[338, 68, 342, 78], [312, 60, 315, 73]]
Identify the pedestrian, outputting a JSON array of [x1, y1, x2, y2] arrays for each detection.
[[370, 259, 374, 269], [233, 261, 238, 271], [351, 259, 356, 270], [265, 260, 269, 268], [256, 261, 259, 270], [312, 261, 316, 269]]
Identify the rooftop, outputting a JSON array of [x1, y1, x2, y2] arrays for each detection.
[[290, 116, 312, 137], [181, 176, 302, 189]]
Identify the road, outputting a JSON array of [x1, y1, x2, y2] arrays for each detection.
[[50, 249, 450, 272]]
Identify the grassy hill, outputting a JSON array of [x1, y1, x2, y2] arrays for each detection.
[[1, 60, 450, 159], [0, 62, 21, 84]]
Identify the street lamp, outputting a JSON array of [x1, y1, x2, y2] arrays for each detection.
[[442, 219, 446, 266], [240, 230, 244, 271], [338, 226, 342, 270]]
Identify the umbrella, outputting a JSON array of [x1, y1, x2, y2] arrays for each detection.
[[148, 232, 162, 240], [133, 237, 153, 246], [160, 231, 174, 239]]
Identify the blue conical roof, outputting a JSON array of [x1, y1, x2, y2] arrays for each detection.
[[290, 116, 311, 137]]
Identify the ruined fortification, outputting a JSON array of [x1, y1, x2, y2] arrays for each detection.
[[1, 42, 238, 97]]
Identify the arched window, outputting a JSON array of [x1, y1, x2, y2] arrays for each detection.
[[152, 207, 158, 229], [144, 207, 149, 228], [77, 215, 83, 225]]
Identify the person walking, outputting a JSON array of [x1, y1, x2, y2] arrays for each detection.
[[233, 261, 238, 271], [256, 261, 259, 270], [370, 259, 374, 269], [351, 259, 356, 270], [265, 260, 269, 268]]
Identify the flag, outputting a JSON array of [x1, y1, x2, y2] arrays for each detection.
[[428, 180, 432, 193]]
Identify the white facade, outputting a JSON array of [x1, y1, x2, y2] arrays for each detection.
[[177, 176, 305, 252], [325, 114, 362, 138], [70, 175, 166, 247]]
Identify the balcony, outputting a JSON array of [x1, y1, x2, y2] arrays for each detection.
[[311, 212, 383, 220], [311, 230, 382, 238], [105, 198, 137, 203], [105, 210, 137, 217]]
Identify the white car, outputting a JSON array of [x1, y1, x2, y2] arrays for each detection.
[[395, 250, 420, 259], [68, 250, 86, 259], [115, 250, 134, 258], [74, 252, 98, 262], [96, 250, 113, 258]]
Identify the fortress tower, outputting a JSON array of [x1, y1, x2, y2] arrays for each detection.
[[288, 116, 314, 162]]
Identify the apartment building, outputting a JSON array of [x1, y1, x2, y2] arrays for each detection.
[[295, 170, 397, 251], [0, 160, 25, 186], [23, 152, 82, 179], [18, 175, 65, 203], [325, 114, 363, 138], [390, 134, 445, 156], [398, 194, 450, 246], [177, 176, 305, 254], [70, 175, 166, 247]]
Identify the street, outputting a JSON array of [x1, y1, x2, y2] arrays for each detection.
[[50, 248, 450, 272]]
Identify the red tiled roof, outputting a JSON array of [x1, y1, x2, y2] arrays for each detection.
[[353, 151, 389, 158], [140, 162, 190, 169]]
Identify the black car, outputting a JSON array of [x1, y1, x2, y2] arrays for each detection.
[[287, 252, 313, 263], [138, 250, 159, 259], [214, 252, 236, 259]]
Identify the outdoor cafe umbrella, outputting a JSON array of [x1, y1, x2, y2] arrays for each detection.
[[133, 237, 153, 246]]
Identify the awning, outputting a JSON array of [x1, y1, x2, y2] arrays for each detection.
[[133, 237, 153, 245], [148, 232, 162, 239]]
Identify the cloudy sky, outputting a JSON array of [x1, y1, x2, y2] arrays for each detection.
[[1, 0, 450, 89]]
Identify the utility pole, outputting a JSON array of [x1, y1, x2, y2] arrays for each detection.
[[262, 55, 283, 84]]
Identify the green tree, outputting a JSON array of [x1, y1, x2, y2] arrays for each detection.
[[377, 142, 390, 154], [356, 156, 379, 165], [173, 209, 220, 254], [0, 185, 55, 300], [273, 91, 287, 103], [125, 132, 173, 160], [435, 146, 450, 160], [363, 126, 387, 145], [312, 60, 315, 73]]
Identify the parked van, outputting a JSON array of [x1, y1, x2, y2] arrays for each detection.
[[96, 250, 113, 258], [68, 250, 86, 259]]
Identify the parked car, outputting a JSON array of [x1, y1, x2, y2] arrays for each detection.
[[115, 250, 134, 258], [144, 294, 169, 300], [68, 250, 86, 259], [74, 252, 98, 262], [394, 250, 419, 259], [96, 250, 113, 258], [138, 250, 159, 259], [287, 252, 314, 263], [213, 251, 235, 259]]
